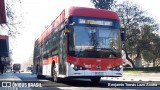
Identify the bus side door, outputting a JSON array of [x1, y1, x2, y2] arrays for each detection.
[[59, 30, 67, 75]]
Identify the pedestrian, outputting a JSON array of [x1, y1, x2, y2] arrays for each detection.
[[1, 61, 4, 74], [31, 65, 34, 75], [0, 56, 4, 74], [0, 58, 2, 74]]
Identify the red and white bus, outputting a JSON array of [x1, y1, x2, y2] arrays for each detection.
[[33, 6, 125, 83]]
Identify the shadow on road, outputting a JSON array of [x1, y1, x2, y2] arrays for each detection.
[[15, 72, 160, 89]]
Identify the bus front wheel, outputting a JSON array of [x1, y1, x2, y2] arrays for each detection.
[[37, 75, 45, 79]]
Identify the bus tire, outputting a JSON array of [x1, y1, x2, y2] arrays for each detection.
[[37, 75, 45, 79], [37, 67, 45, 79], [37, 75, 41, 79], [90, 77, 101, 84]]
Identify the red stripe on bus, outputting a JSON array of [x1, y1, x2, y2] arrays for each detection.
[[43, 55, 59, 65], [67, 55, 122, 71]]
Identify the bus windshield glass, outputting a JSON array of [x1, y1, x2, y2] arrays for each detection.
[[68, 25, 121, 58]]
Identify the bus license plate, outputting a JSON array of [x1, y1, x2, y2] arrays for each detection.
[[95, 72, 103, 75]]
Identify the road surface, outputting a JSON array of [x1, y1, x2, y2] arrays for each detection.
[[11, 72, 160, 90]]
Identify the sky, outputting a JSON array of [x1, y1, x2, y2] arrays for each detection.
[[130, 0, 160, 22], [11, 0, 160, 64], [12, 0, 94, 63]]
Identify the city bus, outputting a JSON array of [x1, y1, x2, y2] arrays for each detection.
[[33, 6, 125, 83], [13, 63, 21, 73]]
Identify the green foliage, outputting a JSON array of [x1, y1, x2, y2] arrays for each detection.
[[90, 0, 160, 67], [114, 1, 160, 67], [142, 50, 154, 63], [90, 0, 116, 10], [124, 67, 160, 73], [0, 0, 22, 37], [140, 25, 160, 66]]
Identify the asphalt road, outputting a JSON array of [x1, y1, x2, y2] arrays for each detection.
[[13, 72, 160, 90]]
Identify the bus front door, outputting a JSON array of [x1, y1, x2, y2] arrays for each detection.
[[59, 30, 67, 75]]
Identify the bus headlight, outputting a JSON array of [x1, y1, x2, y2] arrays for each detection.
[[119, 65, 123, 68], [110, 65, 122, 71], [71, 64, 75, 68], [70, 63, 86, 71], [114, 65, 122, 71]]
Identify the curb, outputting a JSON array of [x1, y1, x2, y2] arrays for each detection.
[[0, 72, 21, 80], [123, 72, 160, 75], [102, 73, 160, 82], [103, 77, 154, 82]]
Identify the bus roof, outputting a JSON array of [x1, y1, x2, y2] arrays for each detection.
[[34, 6, 119, 46], [0, 35, 8, 40], [66, 6, 119, 19]]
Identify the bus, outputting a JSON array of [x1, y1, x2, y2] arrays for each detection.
[[33, 6, 125, 83], [13, 63, 21, 73]]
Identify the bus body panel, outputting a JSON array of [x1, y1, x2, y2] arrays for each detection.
[[42, 55, 59, 76], [67, 55, 122, 71], [67, 62, 122, 77], [66, 55, 122, 77]]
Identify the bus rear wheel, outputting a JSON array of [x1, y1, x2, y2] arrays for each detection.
[[37, 75, 45, 79], [36, 66, 45, 79], [90, 77, 101, 84]]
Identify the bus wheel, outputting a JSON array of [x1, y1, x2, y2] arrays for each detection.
[[37, 75, 45, 79], [90, 77, 101, 84], [37, 75, 41, 79]]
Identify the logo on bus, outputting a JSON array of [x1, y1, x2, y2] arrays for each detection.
[[96, 59, 101, 62], [96, 65, 101, 70], [84, 64, 91, 68]]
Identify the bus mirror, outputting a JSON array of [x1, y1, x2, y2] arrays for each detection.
[[69, 22, 75, 26], [121, 28, 126, 41], [65, 19, 69, 25]]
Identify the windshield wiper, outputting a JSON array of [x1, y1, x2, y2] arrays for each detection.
[[94, 48, 119, 58]]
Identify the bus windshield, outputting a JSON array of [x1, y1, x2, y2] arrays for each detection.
[[68, 25, 121, 58]]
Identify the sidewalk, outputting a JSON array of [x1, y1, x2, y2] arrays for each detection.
[[0, 72, 21, 81], [0, 72, 21, 90], [102, 72, 160, 81]]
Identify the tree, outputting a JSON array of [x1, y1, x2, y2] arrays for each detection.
[[142, 31, 160, 67], [0, 0, 22, 37], [115, 1, 159, 68], [140, 24, 160, 67], [90, 0, 159, 68], [90, 0, 116, 10], [0, 0, 23, 67], [90, 0, 136, 67], [152, 35, 160, 67]]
